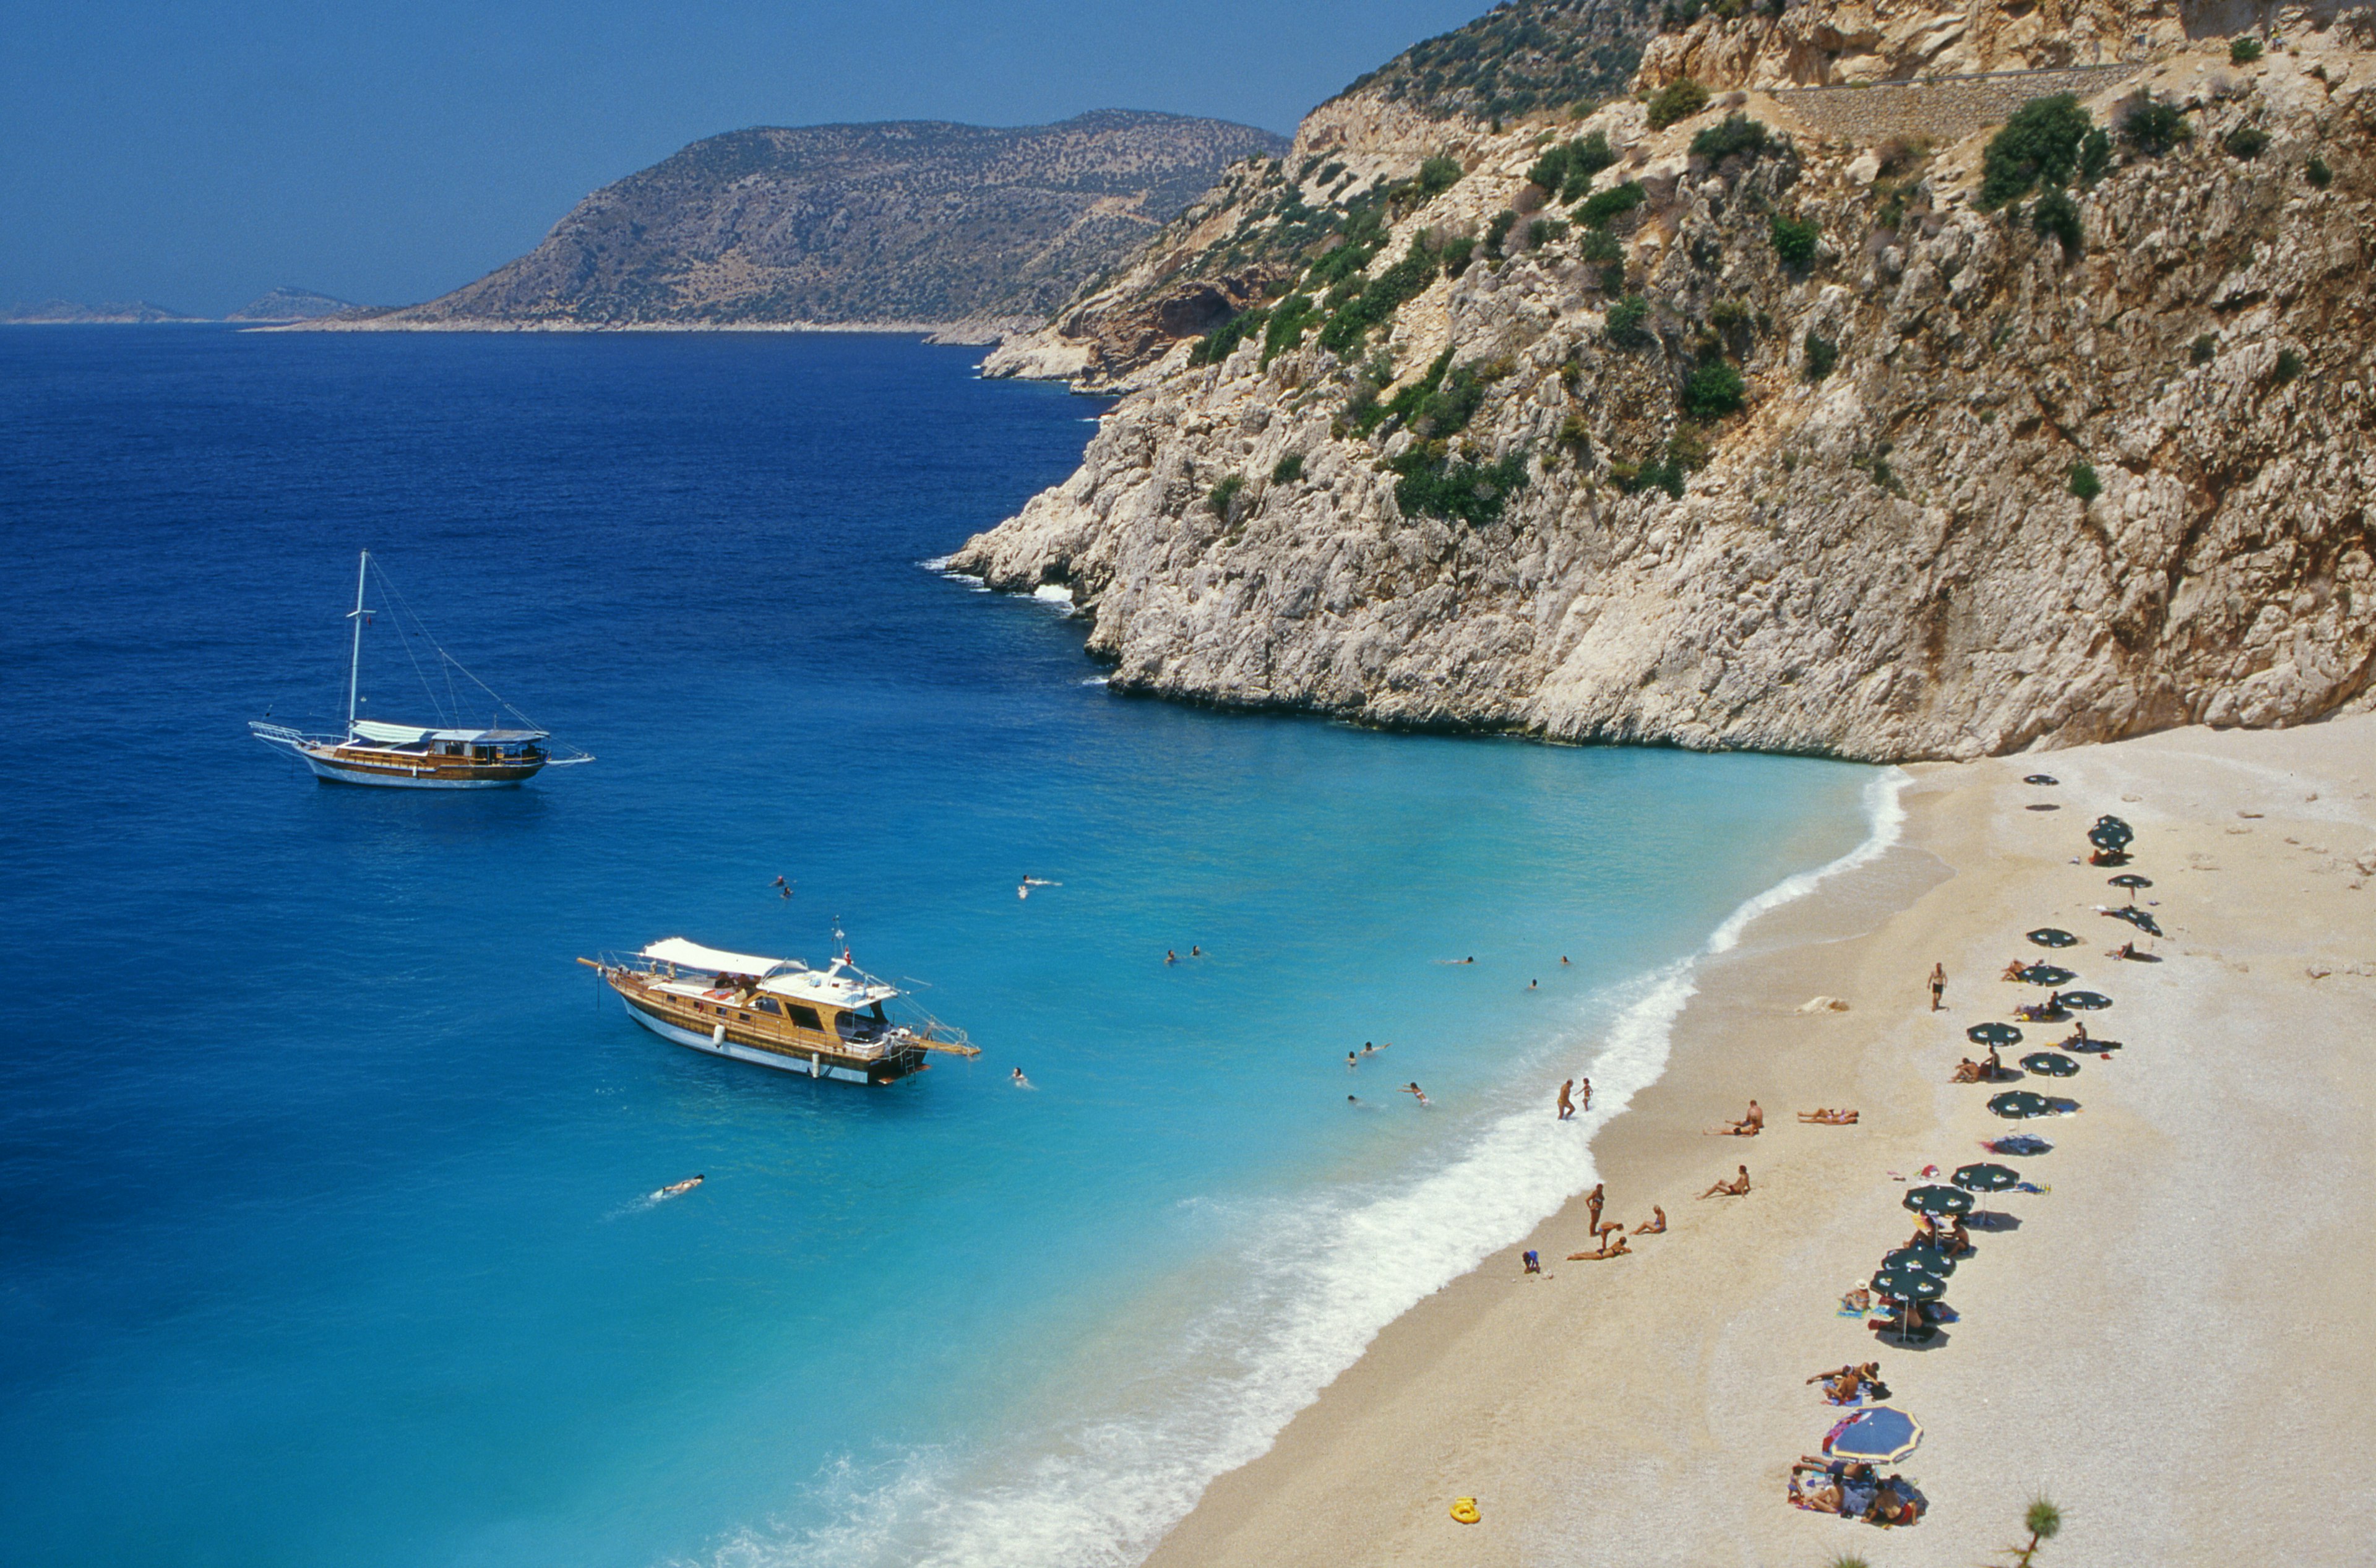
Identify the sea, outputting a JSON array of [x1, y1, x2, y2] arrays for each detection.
[[0, 327, 1895, 1568]]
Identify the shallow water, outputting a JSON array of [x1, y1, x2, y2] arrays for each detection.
[[0, 327, 1883, 1568]]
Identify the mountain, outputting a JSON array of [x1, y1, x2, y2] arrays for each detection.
[[3, 299, 202, 323], [227, 287, 358, 321], [334, 111, 1287, 334], [952, 0, 2376, 761]]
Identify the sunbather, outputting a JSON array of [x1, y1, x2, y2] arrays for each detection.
[[1950, 1058, 1984, 1083], [1799, 1108, 1859, 1123], [1697, 1164, 1751, 1198], [1867, 1481, 1919, 1525], [1942, 1216, 1973, 1256], [1567, 1233, 1630, 1260], [2001, 959, 2028, 981], [1840, 1285, 1872, 1314], [1632, 1205, 1666, 1234]]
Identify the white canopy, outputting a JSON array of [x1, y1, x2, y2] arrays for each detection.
[[351, 720, 548, 745], [639, 938, 804, 977]]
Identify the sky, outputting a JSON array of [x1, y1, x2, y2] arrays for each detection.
[[1, 0, 1492, 316]]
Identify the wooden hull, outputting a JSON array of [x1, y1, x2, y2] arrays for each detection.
[[294, 744, 542, 789], [609, 976, 927, 1085]]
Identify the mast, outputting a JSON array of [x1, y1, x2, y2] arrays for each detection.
[[346, 550, 371, 736]]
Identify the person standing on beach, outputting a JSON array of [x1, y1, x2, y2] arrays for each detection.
[[1556, 1080, 1576, 1119], [1578, 1077, 1592, 1111], [1928, 962, 1946, 1011], [1585, 1182, 1604, 1235]]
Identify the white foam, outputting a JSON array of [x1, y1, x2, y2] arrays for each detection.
[[1030, 585, 1077, 613], [695, 767, 1911, 1568], [919, 556, 990, 590]]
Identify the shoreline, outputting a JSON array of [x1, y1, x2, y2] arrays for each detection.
[[1143, 717, 2376, 1567]]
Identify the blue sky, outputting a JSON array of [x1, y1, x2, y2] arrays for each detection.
[[1, 1, 1490, 316]]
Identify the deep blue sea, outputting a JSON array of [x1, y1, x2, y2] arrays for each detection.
[[0, 327, 1890, 1568]]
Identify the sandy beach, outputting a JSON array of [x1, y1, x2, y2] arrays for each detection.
[[1147, 715, 2376, 1567]]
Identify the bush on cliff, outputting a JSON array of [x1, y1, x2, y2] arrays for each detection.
[[2119, 95, 2192, 157], [1690, 114, 1772, 162], [1979, 94, 2094, 209], [2067, 462, 2100, 502], [1646, 79, 1710, 131], [1416, 155, 1464, 199], [2031, 186, 2083, 256], [1272, 452, 1304, 485], [2224, 124, 2269, 160], [1260, 294, 1321, 366], [2306, 154, 2331, 187], [1770, 213, 1819, 267], [1316, 240, 1439, 355], [1207, 473, 1246, 519], [2191, 333, 2217, 365], [1804, 330, 1839, 381], [1576, 181, 1646, 228], [2231, 36, 2265, 64], [1390, 442, 1531, 526], [1188, 305, 1268, 366], [1606, 294, 1655, 347], [1681, 360, 1746, 418]]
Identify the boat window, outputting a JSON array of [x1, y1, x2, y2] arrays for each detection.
[[754, 997, 782, 1015], [789, 1005, 824, 1031]]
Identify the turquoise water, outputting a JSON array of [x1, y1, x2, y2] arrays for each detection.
[[0, 327, 1885, 1567]]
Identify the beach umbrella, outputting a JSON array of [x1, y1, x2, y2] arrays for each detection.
[[1988, 1133, 2053, 1157], [1825, 1406, 1924, 1463], [1989, 1089, 2055, 1118], [2107, 907, 2163, 936], [2024, 773, 2059, 785], [1883, 1244, 1956, 1277], [2027, 928, 2079, 948], [2088, 825, 2131, 852], [1968, 1022, 2023, 1046], [2094, 814, 2133, 834], [2108, 874, 2153, 890], [1903, 1184, 1974, 1217], [2061, 991, 2112, 1010], [2064, 1034, 2120, 1053], [1953, 1162, 2020, 1192], [2021, 1051, 2081, 1077], [1870, 1265, 1946, 1303], [2018, 963, 2077, 986]]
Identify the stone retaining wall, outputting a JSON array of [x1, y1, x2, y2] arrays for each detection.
[[1771, 65, 2144, 146]]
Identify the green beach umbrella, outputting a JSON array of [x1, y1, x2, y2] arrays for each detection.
[[1903, 1184, 1974, 1217], [2108, 874, 2153, 890], [2060, 991, 2112, 1010], [2024, 773, 2059, 785], [2021, 1051, 2081, 1077], [1870, 1265, 1946, 1303], [1882, 1243, 1956, 1276], [1952, 1162, 2020, 1192], [2027, 928, 2080, 948], [2018, 963, 2077, 986], [1968, 1022, 2023, 1046], [1989, 1089, 2055, 1118]]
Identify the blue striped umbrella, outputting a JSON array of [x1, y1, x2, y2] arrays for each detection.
[[1826, 1406, 1923, 1462]]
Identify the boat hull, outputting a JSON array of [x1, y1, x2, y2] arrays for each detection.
[[621, 996, 890, 1083], [299, 750, 541, 788]]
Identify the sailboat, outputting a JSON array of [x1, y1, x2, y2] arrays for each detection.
[[249, 551, 593, 788]]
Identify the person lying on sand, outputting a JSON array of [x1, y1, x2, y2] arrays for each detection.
[[2001, 959, 2029, 981], [1697, 1165, 1751, 1198], [1632, 1205, 1666, 1234], [1707, 1100, 1763, 1135], [1567, 1233, 1630, 1260], [1799, 1108, 1859, 1124], [1807, 1362, 1884, 1403]]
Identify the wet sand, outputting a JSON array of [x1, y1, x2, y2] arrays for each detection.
[[1145, 717, 2376, 1567]]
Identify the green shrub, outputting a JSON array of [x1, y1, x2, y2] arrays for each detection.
[[1272, 452, 1305, 485], [1316, 241, 1441, 355], [1441, 235, 1476, 277], [1804, 330, 1838, 381], [1260, 294, 1320, 365], [1208, 473, 1246, 517], [1690, 114, 1772, 161], [2120, 96, 2192, 157], [1560, 132, 1617, 200], [2224, 124, 2269, 160], [2231, 36, 2264, 64], [1606, 294, 1655, 347], [2190, 332, 2216, 365], [1351, 347, 1448, 437], [1682, 360, 1746, 418], [2031, 186, 2083, 256], [1527, 217, 1571, 247], [1646, 79, 1710, 131], [1315, 161, 1346, 186], [1770, 213, 1820, 266], [1484, 209, 1518, 256], [1580, 228, 1623, 264], [2275, 347, 2304, 382], [1577, 181, 1647, 228], [1979, 94, 2093, 209], [1556, 411, 1593, 460], [1416, 155, 1464, 197], [1599, 262, 1625, 293], [1189, 305, 1268, 366], [2067, 462, 2100, 502], [1389, 441, 1530, 525], [2306, 154, 2332, 187], [2081, 127, 2112, 183], [1709, 298, 1749, 332]]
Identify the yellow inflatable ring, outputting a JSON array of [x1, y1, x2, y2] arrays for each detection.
[[1450, 1497, 1480, 1525]]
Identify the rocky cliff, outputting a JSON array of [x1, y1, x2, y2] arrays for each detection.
[[332, 112, 1285, 334], [955, 0, 2376, 761]]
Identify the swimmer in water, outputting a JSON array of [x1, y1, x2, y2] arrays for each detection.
[[1529, 978, 1538, 989], [1361, 1041, 1377, 1055], [772, 876, 793, 900], [1560, 955, 1571, 965], [1010, 1067, 1030, 1087], [1401, 1082, 1429, 1105], [1165, 949, 1177, 965], [655, 1175, 705, 1200], [1347, 1051, 1358, 1069], [1190, 944, 1202, 957]]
